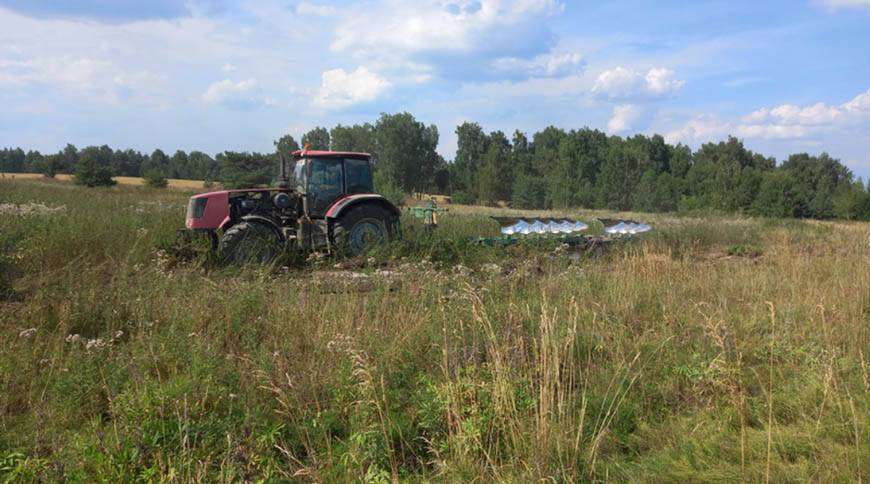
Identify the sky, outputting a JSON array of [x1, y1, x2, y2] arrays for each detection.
[[1, 0, 869, 179]]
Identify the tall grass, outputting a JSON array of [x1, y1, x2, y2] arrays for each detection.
[[1, 179, 868, 481]]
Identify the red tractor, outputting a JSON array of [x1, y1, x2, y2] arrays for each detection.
[[185, 149, 400, 263]]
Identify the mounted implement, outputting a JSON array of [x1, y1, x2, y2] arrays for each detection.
[[184, 148, 399, 263]]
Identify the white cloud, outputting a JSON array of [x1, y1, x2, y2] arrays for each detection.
[[665, 116, 730, 144], [744, 103, 843, 126], [202, 78, 266, 109], [329, 0, 565, 75], [313, 67, 392, 110], [296, 2, 338, 16], [735, 124, 808, 139], [844, 89, 870, 112], [591, 66, 684, 100], [645, 68, 685, 96], [607, 104, 639, 133], [0, 57, 111, 88], [222, 63, 237, 72], [815, 0, 870, 9], [667, 87, 870, 144], [491, 52, 584, 77]]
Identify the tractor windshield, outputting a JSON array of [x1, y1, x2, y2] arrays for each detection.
[[293, 160, 306, 192], [307, 157, 343, 214]]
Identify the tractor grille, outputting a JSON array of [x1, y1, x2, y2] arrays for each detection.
[[187, 198, 208, 219]]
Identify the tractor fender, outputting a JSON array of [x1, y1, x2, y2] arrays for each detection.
[[325, 194, 400, 221], [231, 215, 286, 241]]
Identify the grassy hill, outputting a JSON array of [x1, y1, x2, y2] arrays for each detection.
[[1, 178, 867, 481]]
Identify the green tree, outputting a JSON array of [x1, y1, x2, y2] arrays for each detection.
[[511, 173, 547, 209], [274, 134, 301, 156], [452, 122, 489, 200], [74, 145, 115, 187], [169, 150, 189, 179], [476, 131, 511, 205], [188, 151, 218, 180], [41, 153, 65, 178], [24, 150, 44, 173], [61, 144, 78, 174], [781, 153, 853, 219], [330, 124, 376, 154], [217, 151, 273, 188], [596, 136, 645, 211], [832, 180, 870, 220], [686, 137, 773, 212], [0, 148, 26, 172], [302, 127, 330, 150], [141, 149, 170, 177], [548, 128, 608, 209], [374, 112, 440, 193], [752, 170, 800, 217], [111, 149, 146, 177]]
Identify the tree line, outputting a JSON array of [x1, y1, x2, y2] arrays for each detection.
[[2, 111, 869, 220]]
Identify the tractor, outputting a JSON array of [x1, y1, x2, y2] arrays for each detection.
[[184, 149, 400, 263]]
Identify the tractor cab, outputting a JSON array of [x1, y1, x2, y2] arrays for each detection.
[[283, 150, 374, 217]]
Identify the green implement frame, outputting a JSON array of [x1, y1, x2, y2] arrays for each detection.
[[408, 200, 448, 228]]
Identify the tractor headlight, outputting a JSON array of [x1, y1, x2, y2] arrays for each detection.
[[187, 197, 208, 219]]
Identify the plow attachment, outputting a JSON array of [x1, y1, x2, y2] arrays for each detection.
[[477, 217, 653, 249]]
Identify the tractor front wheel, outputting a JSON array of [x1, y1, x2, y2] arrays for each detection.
[[332, 205, 396, 256], [219, 221, 281, 264]]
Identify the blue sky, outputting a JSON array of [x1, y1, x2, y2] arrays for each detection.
[[1, 0, 869, 178]]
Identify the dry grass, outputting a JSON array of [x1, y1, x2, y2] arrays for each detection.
[[0, 177, 867, 482], [0, 172, 207, 190]]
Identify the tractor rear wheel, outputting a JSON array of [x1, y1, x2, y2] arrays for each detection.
[[332, 204, 396, 256], [219, 221, 281, 264]]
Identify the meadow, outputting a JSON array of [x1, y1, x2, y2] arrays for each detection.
[[1, 178, 867, 482]]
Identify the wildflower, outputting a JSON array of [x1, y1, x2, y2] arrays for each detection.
[[85, 338, 106, 352]]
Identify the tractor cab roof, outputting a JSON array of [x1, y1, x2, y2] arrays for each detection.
[[291, 150, 371, 159]]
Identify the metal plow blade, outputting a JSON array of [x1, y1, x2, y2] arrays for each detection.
[[603, 220, 652, 235], [500, 218, 589, 235]]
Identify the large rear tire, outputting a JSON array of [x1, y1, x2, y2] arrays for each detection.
[[332, 204, 397, 256], [219, 221, 281, 265]]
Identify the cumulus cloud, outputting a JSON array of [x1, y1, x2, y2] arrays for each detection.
[[327, 0, 564, 82], [313, 67, 392, 110], [332, 0, 563, 53], [735, 124, 808, 139], [743, 102, 843, 126], [607, 104, 639, 133], [665, 116, 730, 144], [844, 89, 870, 112], [591, 66, 684, 100], [666, 87, 870, 144], [491, 52, 584, 78], [202, 78, 267, 110]]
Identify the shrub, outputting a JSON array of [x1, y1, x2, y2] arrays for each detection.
[[143, 169, 168, 189], [73, 145, 116, 187]]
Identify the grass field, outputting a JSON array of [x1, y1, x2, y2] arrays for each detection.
[[1, 178, 867, 482], [0, 172, 208, 190]]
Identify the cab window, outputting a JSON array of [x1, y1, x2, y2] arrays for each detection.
[[344, 158, 373, 194], [308, 158, 343, 214]]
